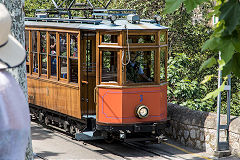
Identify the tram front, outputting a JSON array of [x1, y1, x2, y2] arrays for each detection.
[[95, 18, 168, 142]]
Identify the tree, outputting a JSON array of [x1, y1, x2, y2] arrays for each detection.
[[164, 0, 240, 99], [0, 1, 33, 159]]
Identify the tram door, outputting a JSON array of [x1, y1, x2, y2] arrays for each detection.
[[80, 32, 96, 116]]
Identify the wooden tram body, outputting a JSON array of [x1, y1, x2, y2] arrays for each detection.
[[25, 16, 168, 141]]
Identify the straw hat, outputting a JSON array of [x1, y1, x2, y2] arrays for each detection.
[[0, 3, 26, 69]]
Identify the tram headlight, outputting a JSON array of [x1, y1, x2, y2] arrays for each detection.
[[135, 105, 149, 119], [108, 15, 117, 24], [154, 15, 161, 24]]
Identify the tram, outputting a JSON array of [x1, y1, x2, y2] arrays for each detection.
[[25, 1, 168, 142]]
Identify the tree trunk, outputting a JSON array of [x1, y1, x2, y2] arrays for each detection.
[[0, 1, 33, 160]]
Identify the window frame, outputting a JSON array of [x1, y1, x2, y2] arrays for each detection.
[[25, 27, 80, 86], [124, 31, 158, 47], [25, 30, 30, 74], [99, 31, 120, 46], [122, 48, 157, 86], [39, 31, 48, 77], [99, 49, 120, 85]]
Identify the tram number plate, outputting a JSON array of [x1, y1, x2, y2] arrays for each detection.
[[140, 95, 143, 102]]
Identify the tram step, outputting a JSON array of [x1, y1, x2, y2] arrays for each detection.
[[75, 131, 103, 141]]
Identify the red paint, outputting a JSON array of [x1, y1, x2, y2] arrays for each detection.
[[97, 85, 167, 124]]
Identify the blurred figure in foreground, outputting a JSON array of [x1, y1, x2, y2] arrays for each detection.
[[0, 3, 30, 160]]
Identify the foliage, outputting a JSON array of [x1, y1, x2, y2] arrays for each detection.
[[165, 0, 240, 96], [167, 53, 215, 112]]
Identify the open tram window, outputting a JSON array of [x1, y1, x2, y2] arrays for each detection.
[[25, 30, 30, 73], [126, 51, 155, 84], [32, 31, 38, 74], [128, 35, 155, 44], [102, 34, 118, 43], [160, 47, 167, 82], [160, 30, 167, 45], [49, 33, 57, 77], [101, 51, 118, 83], [69, 34, 78, 83], [59, 33, 67, 79], [40, 32, 47, 75]]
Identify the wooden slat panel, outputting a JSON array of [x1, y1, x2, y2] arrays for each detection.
[[28, 78, 81, 119]]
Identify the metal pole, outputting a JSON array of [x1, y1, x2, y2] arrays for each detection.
[[216, 51, 222, 151], [226, 74, 231, 144]]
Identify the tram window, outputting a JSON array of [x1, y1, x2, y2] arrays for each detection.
[[59, 33, 67, 79], [160, 47, 167, 82], [102, 34, 118, 43], [126, 51, 155, 83], [70, 59, 78, 83], [25, 31, 30, 73], [49, 33, 57, 77], [101, 51, 118, 83], [128, 35, 155, 43], [40, 32, 47, 75], [70, 34, 78, 83], [160, 31, 167, 45], [32, 31, 38, 73], [70, 34, 78, 57]]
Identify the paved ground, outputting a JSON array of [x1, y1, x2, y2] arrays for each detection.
[[31, 122, 239, 160]]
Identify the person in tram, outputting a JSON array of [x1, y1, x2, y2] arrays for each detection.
[[0, 3, 30, 160], [50, 35, 57, 75], [126, 52, 152, 83]]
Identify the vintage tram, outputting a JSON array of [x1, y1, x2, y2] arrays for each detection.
[[25, 7, 168, 142]]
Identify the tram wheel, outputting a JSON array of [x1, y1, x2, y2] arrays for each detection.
[[38, 112, 44, 123], [70, 125, 76, 135], [44, 116, 49, 125], [63, 121, 69, 132], [104, 133, 114, 143]]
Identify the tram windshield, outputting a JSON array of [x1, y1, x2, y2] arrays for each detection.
[[126, 51, 155, 83]]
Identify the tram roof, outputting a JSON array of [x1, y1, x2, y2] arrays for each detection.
[[25, 19, 168, 31]]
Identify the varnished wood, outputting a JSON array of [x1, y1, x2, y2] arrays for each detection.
[[37, 31, 40, 77], [56, 32, 60, 81], [67, 33, 70, 83], [25, 27, 79, 33], [46, 31, 50, 78], [29, 30, 33, 74]]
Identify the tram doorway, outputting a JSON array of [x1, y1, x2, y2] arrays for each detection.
[[80, 32, 97, 116]]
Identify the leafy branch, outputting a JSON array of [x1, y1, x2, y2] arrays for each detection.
[[164, 0, 240, 100]]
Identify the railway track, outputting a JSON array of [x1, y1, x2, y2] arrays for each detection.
[[32, 120, 212, 160]]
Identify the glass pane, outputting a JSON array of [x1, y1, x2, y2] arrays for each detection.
[[40, 32, 47, 53], [32, 31, 38, 53], [25, 31, 29, 62], [102, 34, 118, 43], [26, 65, 29, 73], [60, 57, 67, 79], [33, 53, 38, 73], [50, 33, 56, 55], [50, 55, 57, 76], [86, 40, 92, 68], [70, 59, 78, 83], [60, 33, 67, 56], [101, 51, 117, 83], [70, 34, 78, 57], [128, 35, 155, 43], [41, 54, 47, 75], [160, 48, 167, 82], [160, 31, 167, 44], [126, 51, 155, 83]]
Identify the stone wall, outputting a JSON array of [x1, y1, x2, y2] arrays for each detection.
[[165, 103, 240, 157]]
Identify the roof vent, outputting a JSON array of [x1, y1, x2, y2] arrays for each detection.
[[127, 14, 140, 24]]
